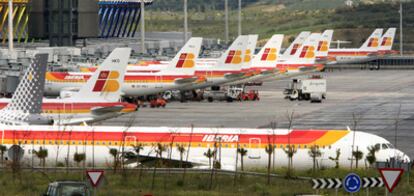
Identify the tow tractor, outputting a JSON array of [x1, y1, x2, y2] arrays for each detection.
[[204, 86, 260, 102], [284, 75, 326, 103]]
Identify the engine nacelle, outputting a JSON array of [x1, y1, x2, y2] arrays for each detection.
[[59, 88, 80, 99]]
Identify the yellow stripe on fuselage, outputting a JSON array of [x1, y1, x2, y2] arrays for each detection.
[[312, 130, 349, 146]]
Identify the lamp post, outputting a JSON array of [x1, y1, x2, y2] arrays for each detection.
[[399, 1, 403, 56], [238, 0, 241, 36], [224, 0, 229, 44], [184, 0, 188, 42], [140, 0, 145, 54], [8, 0, 13, 51]]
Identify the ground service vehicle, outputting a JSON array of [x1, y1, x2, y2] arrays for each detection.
[[284, 75, 326, 102]]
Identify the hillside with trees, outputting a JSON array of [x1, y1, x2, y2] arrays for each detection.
[[146, 0, 414, 51]]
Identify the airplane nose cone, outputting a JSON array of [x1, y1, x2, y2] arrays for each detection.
[[403, 154, 411, 163], [395, 150, 410, 163]]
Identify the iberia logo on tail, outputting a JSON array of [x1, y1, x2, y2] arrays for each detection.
[[381, 37, 393, 46], [225, 50, 243, 64], [92, 71, 120, 92], [290, 44, 301, 55], [299, 46, 315, 58], [261, 48, 278, 61], [368, 38, 379, 47], [176, 53, 196, 68], [317, 41, 329, 52], [244, 49, 252, 63]]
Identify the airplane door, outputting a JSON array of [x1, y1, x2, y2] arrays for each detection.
[[64, 103, 73, 113], [125, 136, 137, 147], [248, 138, 261, 159]]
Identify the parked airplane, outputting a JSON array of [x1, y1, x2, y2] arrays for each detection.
[[279, 31, 311, 61], [179, 35, 249, 91], [224, 34, 284, 86], [315, 30, 334, 64], [1, 126, 409, 170], [377, 28, 398, 56], [0, 53, 54, 125], [0, 56, 408, 169], [227, 32, 329, 86], [44, 38, 204, 97], [328, 28, 383, 64], [275, 33, 325, 74], [0, 48, 137, 125]]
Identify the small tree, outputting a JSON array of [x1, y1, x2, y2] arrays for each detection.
[[329, 149, 341, 169], [365, 145, 380, 168], [34, 147, 48, 168], [308, 145, 322, 172], [204, 148, 215, 169], [151, 143, 166, 190], [73, 152, 86, 168], [283, 145, 297, 177], [352, 147, 363, 169], [0, 145, 7, 166], [237, 147, 247, 171], [109, 148, 119, 172], [265, 144, 274, 185], [155, 143, 167, 166], [133, 143, 144, 167], [177, 144, 186, 168]]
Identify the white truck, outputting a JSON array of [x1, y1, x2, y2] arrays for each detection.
[[284, 75, 327, 103]]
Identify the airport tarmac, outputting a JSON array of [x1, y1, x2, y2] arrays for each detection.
[[102, 70, 414, 158]]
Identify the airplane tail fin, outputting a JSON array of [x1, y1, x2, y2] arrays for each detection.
[[290, 33, 321, 64], [159, 37, 203, 75], [0, 53, 53, 125], [70, 48, 131, 102], [360, 28, 383, 51], [242, 34, 258, 70], [282, 31, 311, 58], [216, 35, 249, 70], [316, 29, 333, 58], [252, 34, 284, 69], [379, 28, 396, 51]]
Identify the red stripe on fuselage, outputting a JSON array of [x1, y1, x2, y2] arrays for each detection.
[[0, 102, 136, 113], [2, 130, 328, 144]]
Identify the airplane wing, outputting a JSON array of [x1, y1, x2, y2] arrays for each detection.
[[224, 73, 245, 79], [91, 105, 124, 116], [263, 65, 322, 82], [174, 77, 198, 84], [123, 153, 236, 171], [54, 110, 126, 125], [124, 154, 200, 168]]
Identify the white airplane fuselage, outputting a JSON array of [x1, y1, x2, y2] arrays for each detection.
[[2, 126, 408, 170]]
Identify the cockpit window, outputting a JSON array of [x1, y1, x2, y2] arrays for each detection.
[[382, 144, 388, 149], [374, 143, 381, 150], [387, 143, 395, 149]]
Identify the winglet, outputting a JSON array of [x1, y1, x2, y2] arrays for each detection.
[[360, 28, 383, 51], [69, 48, 131, 102]]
